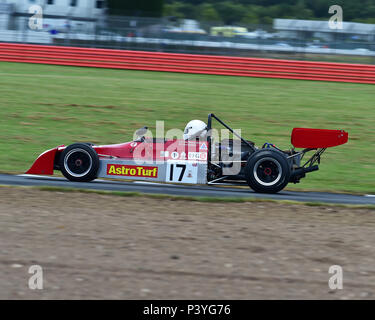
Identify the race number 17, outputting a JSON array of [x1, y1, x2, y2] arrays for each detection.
[[166, 161, 199, 184], [169, 163, 186, 182]]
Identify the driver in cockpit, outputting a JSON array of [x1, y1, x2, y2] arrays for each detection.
[[183, 120, 207, 141]]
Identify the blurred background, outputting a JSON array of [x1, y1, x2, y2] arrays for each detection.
[[0, 0, 374, 64]]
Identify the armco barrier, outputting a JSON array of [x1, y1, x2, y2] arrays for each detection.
[[1, 42, 375, 84]]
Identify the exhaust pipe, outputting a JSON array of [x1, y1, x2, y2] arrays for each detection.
[[290, 165, 319, 182]]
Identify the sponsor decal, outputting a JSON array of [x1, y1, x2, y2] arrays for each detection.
[[188, 152, 207, 160], [107, 164, 158, 178], [160, 149, 207, 161], [171, 151, 179, 160], [200, 143, 208, 150]]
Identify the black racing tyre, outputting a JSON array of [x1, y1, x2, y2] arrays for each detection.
[[245, 149, 290, 193], [60, 143, 99, 182]]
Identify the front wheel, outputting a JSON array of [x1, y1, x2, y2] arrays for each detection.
[[60, 143, 99, 182], [245, 149, 290, 193]]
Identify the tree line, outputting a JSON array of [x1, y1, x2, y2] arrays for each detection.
[[107, 0, 375, 24]]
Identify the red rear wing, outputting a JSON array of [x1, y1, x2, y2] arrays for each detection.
[[291, 128, 348, 149]]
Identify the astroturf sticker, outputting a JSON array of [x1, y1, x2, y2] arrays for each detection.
[[107, 164, 158, 178]]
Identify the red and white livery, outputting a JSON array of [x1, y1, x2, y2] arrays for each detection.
[[27, 114, 348, 193]]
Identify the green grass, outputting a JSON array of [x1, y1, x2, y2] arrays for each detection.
[[0, 61, 374, 193]]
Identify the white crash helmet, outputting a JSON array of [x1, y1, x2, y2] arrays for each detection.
[[183, 120, 208, 140]]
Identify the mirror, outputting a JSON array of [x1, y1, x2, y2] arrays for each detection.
[[135, 126, 148, 142]]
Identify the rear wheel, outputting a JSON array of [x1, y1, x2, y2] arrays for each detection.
[[60, 143, 99, 182], [245, 149, 290, 193]]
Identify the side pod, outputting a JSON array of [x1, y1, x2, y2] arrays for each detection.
[[26, 146, 64, 175]]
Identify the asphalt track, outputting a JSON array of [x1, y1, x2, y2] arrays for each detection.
[[0, 173, 374, 205]]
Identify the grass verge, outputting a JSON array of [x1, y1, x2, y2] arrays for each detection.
[[0, 61, 374, 193]]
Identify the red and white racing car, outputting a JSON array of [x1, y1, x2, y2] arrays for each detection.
[[26, 114, 348, 193]]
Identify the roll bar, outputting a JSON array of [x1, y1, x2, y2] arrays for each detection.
[[207, 113, 256, 163]]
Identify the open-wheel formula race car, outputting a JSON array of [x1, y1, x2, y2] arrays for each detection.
[[26, 114, 348, 193]]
